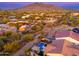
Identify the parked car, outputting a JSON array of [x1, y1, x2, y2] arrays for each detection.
[[72, 28, 79, 33]]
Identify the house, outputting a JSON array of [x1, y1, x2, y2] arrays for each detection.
[[46, 38, 79, 56], [19, 24, 31, 32], [45, 31, 79, 56]]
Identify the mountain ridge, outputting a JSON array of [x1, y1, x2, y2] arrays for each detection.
[[14, 3, 67, 13]]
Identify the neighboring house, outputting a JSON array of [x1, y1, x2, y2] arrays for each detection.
[[19, 24, 31, 32], [0, 24, 17, 32]]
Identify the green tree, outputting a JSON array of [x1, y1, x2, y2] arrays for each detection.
[[63, 19, 67, 24], [2, 17, 10, 24], [70, 16, 75, 21]]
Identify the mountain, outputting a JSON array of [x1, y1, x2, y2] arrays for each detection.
[[14, 3, 67, 13]]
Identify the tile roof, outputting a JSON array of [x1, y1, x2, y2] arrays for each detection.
[[45, 40, 65, 54]]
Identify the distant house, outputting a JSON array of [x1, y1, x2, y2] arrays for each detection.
[[44, 19, 57, 23], [19, 24, 31, 32], [0, 24, 10, 35], [9, 27, 17, 32], [0, 31, 4, 36], [10, 19, 17, 22], [71, 13, 79, 16], [0, 24, 17, 32], [19, 25, 27, 32], [40, 13, 45, 16], [0, 24, 10, 30], [8, 15, 17, 22], [35, 16, 40, 20], [8, 15, 16, 19], [46, 14, 56, 17], [21, 15, 31, 19], [7, 21, 29, 27]]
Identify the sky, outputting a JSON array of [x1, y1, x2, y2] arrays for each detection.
[[0, 2, 79, 10]]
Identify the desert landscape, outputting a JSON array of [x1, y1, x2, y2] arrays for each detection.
[[0, 2, 79, 56]]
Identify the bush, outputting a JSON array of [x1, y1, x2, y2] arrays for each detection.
[[5, 31, 21, 41], [0, 36, 7, 40], [2, 17, 10, 24], [24, 48, 30, 56], [63, 19, 67, 24], [70, 16, 75, 21], [31, 24, 43, 32], [10, 32, 21, 40], [22, 33, 34, 42], [71, 23, 76, 27], [5, 31, 13, 37], [3, 41, 21, 53]]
